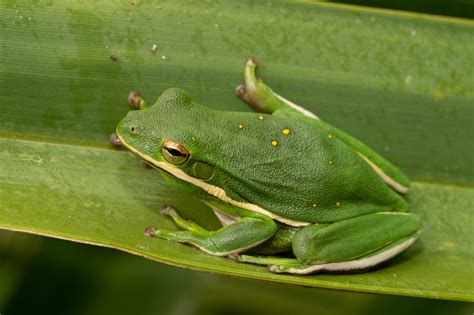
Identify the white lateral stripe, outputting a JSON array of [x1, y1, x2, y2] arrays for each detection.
[[118, 136, 311, 227], [156, 162, 310, 227], [358, 152, 409, 194], [284, 232, 421, 274], [274, 92, 320, 120]]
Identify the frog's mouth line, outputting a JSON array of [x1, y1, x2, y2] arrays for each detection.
[[116, 133, 311, 227]]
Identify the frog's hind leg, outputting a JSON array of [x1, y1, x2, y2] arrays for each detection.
[[236, 212, 421, 274], [235, 59, 319, 119], [235, 59, 411, 193], [267, 234, 421, 275], [236, 231, 420, 275], [272, 212, 421, 274]]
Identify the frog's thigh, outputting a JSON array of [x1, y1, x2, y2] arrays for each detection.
[[290, 212, 421, 270], [149, 216, 277, 256]]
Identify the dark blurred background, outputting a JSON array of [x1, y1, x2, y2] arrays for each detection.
[[1, 231, 472, 315], [327, 0, 474, 19]]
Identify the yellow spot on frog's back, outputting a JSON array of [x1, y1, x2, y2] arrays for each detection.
[[336, 202, 341, 207], [271, 140, 278, 147], [258, 115, 264, 121], [238, 123, 244, 129], [327, 133, 333, 139], [312, 203, 317, 208], [191, 136, 197, 142], [328, 160, 333, 165], [282, 128, 290, 135]]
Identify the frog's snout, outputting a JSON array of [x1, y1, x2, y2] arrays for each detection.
[[115, 112, 137, 142]]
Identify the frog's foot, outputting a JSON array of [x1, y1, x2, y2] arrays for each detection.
[[235, 58, 278, 114], [236, 58, 318, 119], [231, 254, 301, 267], [231, 254, 320, 274], [235, 84, 253, 105], [128, 91, 151, 110], [145, 205, 211, 251], [158, 205, 209, 234], [264, 256, 384, 275], [228, 253, 355, 274], [234, 253, 390, 275], [109, 132, 123, 148]]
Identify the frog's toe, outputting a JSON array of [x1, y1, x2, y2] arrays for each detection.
[[235, 84, 247, 98], [128, 91, 150, 110], [228, 253, 243, 262], [144, 226, 156, 236], [159, 205, 177, 216], [267, 265, 281, 273], [267, 263, 316, 275], [246, 57, 257, 68], [128, 91, 142, 109], [235, 84, 253, 104], [109, 132, 123, 148]]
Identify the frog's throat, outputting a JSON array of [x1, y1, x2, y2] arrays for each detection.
[[119, 139, 311, 227]]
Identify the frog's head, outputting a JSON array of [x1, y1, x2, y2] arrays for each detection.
[[116, 88, 303, 211], [116, 88, 220, 191]]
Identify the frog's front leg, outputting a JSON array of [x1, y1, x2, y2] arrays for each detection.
[[146, 202, 278, 256], [154, 205, 209, 234], [239, 212, 421, 274]]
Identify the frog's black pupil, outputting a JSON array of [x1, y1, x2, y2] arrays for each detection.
[[166, 148, 182, 157]]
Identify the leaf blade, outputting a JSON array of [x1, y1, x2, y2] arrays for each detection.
[[1, 0, 473, 301], [1, 137, 472, 301]]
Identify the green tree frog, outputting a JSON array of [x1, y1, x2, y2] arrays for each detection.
[[114, 59, 422, 274]]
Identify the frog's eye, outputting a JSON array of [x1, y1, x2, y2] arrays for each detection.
[[161, 141, 190, 164]]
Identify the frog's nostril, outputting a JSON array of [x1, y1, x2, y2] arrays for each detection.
[[130, 126, 136, 133]]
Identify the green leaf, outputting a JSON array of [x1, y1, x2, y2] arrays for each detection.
[[1, 0, 473, 301]]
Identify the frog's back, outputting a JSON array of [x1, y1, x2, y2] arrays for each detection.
[[201, 110, 407, 224]]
